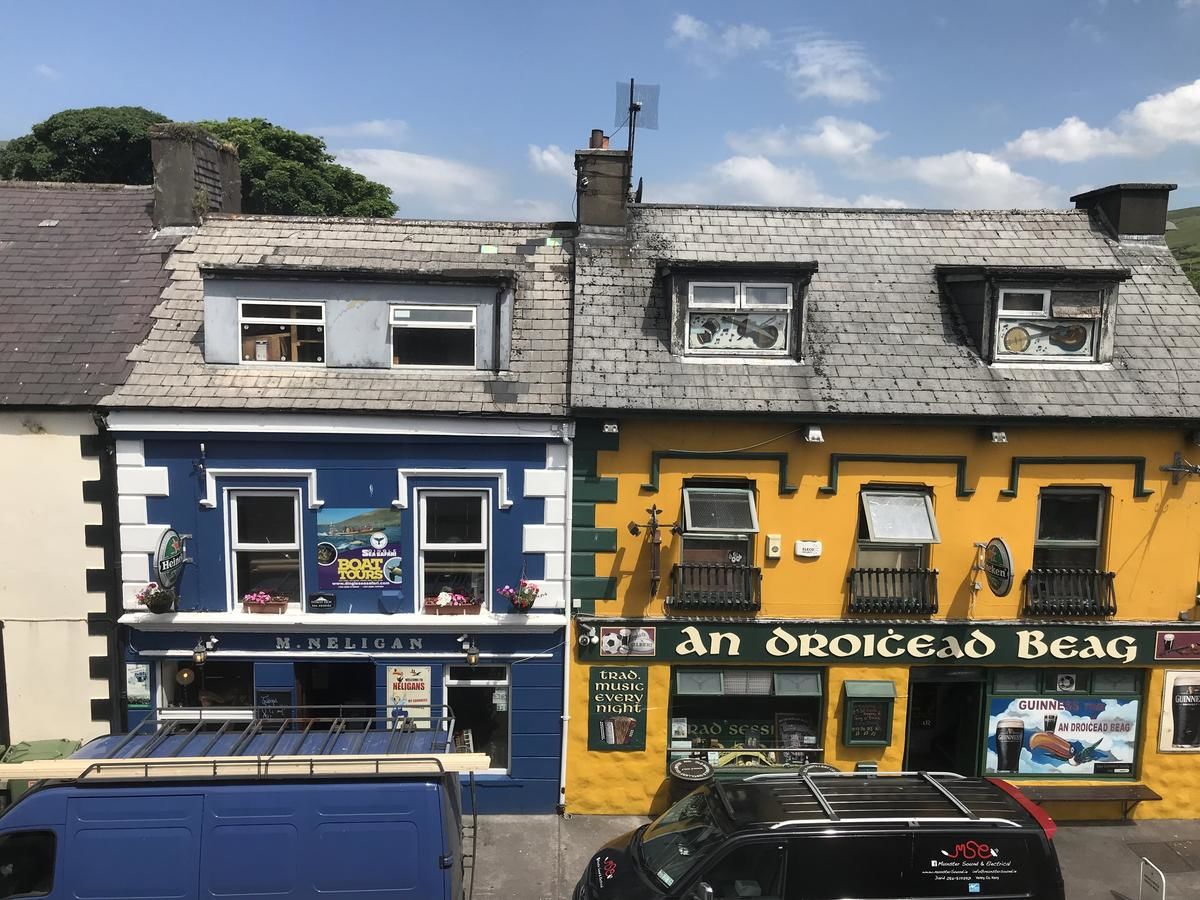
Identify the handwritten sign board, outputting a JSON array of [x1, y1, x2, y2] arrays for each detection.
[[842, 680, 895, 747], [255, 690, 292, 720], [588, 666, 647, 752]]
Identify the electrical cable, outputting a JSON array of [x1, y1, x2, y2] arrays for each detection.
[[666, 427, 803, 455]]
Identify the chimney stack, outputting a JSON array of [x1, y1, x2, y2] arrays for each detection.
[[1070, 183, 1176, 237], [148, 124, 242, 228], [575, 129, 631, 229]]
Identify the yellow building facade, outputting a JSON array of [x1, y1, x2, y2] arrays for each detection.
[[566, 419, 1200, 821]]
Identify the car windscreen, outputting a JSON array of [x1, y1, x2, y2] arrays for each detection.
[[637, 789, 729, 890]]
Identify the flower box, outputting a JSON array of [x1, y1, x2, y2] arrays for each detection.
[[423, 600, 482, 616], [243, 599, 290, 615]]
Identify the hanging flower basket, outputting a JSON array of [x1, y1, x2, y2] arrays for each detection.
[[242, 592, 290, 614], [424, 591, 482, 616], [497, 579, 541, 613], [136, 582, 177, 614]]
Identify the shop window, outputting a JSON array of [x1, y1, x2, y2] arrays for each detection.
[[673, 486, 760, 611], [850, 488, 939, 614], [230, 491, 302, 607], [296, 661, 377, 720], [445, 665, 508, 771], [162, 660, 254, 711], [1026, 488, 1114, 616], [391, 304, 477, 368], [670, 667, 824, 769], [0, 831, 55, 900], [986, 668, 1143, 778], [239, 300, 325, 364], [419, 492, 488, 612]]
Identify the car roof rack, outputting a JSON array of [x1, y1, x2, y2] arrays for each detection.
[[75, 754, 453, 783], [719, 771, 1030, 830]]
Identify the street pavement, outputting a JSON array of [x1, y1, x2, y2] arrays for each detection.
[[472, 814, 1200, 899]]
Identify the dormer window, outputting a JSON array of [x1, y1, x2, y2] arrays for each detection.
[[239, 300, 325, 364], [392, 304, 477, 368], [995, 288, 1101, 363], [686, 281, 792, 356]]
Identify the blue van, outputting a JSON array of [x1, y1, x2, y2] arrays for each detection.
[[0, 765, 467, 900]]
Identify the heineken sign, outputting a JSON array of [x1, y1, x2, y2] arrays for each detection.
[[579, 619, 1200, 666], [155, 529, 187, 589], [983, 537, 1014, 598]]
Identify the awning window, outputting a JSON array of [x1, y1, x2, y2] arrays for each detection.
[[842, 680, 897, 699], [774, 671, 822, 697], [683, 487, 759, 533], [860, 491, 940, 544], [677, 668, 824, 697]]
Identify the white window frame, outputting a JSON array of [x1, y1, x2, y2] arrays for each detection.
[[391, 304, 478, 370], [994, 287, 1100, 364], [444, 663, 510, 774], [1034, 487, 1106, 569], [237, 298, 326, 366], [418, 490, 490, 612], [156, 660, 255, 721], [228, 488, 303, 612], [682, 487, 760, 534], [685, 281, 793, 356], [859, 490, 941, 545]]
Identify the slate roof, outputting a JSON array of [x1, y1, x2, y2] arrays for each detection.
[[106, 215, 572, 417], [571, 204, 1200, 420], [0, 182, 176, 406]]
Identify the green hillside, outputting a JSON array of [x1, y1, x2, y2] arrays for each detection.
[[1167, 206, 1200, 294]]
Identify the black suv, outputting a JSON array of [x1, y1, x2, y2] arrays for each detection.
[[575, 772, 1064, 900]]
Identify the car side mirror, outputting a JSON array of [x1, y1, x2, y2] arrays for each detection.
[[691, 883, 714, 900]]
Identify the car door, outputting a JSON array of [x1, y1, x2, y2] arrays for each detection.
[[677, 839, 786, 900]]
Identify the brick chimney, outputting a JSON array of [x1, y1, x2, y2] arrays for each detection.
[[148, 124, 241, 228], [1070, 183, 1176, 237], [575, 129, 631, 229]]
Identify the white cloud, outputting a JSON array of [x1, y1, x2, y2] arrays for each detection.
[[528, 144, 575, 184], [727, 117, 885, 161], [311, 119, 408, 143], [668, 13, 770, 65], [1005, 116, 1135, 162], [1004, 78, 1200, 163], [782, 37, 881, 104], [653, 155, 848, 206], [333, 148, 500, 217], [853, 194, 908, 209], [892, 150, 1056, 208], [33, 63, 60, 80]]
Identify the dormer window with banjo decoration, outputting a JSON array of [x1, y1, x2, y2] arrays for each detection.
[[686, 281, 793, 356], [995, 288, 1101, 362]]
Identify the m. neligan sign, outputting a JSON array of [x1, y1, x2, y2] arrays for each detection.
[[578, 620, 1200, 666]]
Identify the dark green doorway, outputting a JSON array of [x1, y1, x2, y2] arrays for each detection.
[[904, 667, 985, 775]]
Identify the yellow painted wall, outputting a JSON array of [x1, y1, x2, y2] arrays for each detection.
[[567, 420, 1200, 818], [0, 412, 109, 743]]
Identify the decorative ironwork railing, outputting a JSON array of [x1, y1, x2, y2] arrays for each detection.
[[1022, 568, 1116, 617], [668, 563, 761, 611], [848, 568, 939, 615]]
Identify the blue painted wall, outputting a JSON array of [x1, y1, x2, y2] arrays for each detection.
[[140, 435, 546, 614]]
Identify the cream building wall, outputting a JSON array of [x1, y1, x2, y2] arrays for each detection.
[[0, 412, 109, 743]]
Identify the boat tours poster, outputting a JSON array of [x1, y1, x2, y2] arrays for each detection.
[[316, 508, 403, 590]]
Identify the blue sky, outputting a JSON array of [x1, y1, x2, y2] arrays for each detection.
[[2, 0, 1199, 218]]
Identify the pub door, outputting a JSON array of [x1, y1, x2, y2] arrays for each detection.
[[904, 667, 986, 775]]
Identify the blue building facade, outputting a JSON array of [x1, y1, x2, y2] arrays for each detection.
[[105, 215, 575, 813]]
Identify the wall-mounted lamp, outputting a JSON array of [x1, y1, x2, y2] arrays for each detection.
[[458, 634, 481, 666], [1162, 452, 1200, 485], [191, 635, 218, 667], [804, 425, 824, 443], [989, 430, 1008, 444], [603, 421, 620, 434], [627, 505, 678, 597]]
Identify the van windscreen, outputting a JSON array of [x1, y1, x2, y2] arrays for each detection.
[[637, 789, 728, 889]]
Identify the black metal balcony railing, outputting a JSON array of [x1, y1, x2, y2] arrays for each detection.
[[1022, 568, 1116, 617], [848, 568, 939, 615], [668, 564, 761, 611]]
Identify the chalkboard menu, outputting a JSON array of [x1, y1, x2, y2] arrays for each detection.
[[255, 690, 292, 720], [841, 680, 896, 747]]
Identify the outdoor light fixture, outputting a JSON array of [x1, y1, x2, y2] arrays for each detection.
[[603, 421, 620, 434], [990, 430, 1008, 443], [465, 641, 481, 667], [191, 635, 218, 667], [804, 425, 824, 443]]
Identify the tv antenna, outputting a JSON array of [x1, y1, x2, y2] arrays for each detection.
[[613, 79, 660, 158]]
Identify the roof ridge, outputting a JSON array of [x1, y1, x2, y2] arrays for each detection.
[[208, 213, 574, 230], [0, 180, 152, 192], [634, 202, 1087, 216]]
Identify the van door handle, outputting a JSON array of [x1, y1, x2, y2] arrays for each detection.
[[439, 854, 454, 869]]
